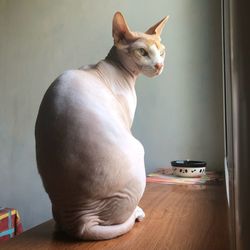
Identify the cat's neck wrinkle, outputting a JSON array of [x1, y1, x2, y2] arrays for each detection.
[[94, 60, 137, 128], [105, 46, 139, 84], [92, 47, 138, 128]]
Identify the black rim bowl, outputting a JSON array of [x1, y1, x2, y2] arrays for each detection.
[[171, 160, 206, 168]]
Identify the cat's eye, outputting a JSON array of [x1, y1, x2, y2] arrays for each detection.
[[138, 48, 148, 57], [160, 50, 165, 56]]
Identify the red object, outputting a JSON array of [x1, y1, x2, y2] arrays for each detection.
[[0, 208, 23, 242]]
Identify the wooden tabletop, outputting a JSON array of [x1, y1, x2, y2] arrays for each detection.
[[1, 183, 230, 250]]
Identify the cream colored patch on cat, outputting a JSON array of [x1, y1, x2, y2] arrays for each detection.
[[35, 12, 169, 240]]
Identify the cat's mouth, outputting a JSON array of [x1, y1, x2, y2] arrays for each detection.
[[142, 66, 164, 77], [151, 67, 164, 77], [155, 67, 164, 75]]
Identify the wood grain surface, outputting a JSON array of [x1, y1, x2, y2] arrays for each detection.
[[1, 183, 230, 250]]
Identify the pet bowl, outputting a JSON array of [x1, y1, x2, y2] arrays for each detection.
[[171, 160, 206, 178]]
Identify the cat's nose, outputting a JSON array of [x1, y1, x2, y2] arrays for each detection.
[[154, 63, 163, 71]]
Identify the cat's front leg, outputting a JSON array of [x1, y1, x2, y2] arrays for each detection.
[[135, 206, 145, 222]]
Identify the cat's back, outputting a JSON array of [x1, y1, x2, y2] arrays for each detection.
[[35, 68, 130, 168], [36, 68, 122, 129], [40, 68, 109, 111], [35, 67, 144, 198]]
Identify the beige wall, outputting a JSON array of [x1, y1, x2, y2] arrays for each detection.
[[0, 0, 223, 229]]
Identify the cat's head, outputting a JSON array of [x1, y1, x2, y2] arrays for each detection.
[[112, 12, 169, 77]]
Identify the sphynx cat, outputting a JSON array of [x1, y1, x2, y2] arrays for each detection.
[[35, 12, 169, 240]]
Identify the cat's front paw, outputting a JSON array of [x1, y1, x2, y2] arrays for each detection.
[[135, 206, 145, 222]]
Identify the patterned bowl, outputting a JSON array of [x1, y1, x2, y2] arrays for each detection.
[[171, 160, 206, 178]]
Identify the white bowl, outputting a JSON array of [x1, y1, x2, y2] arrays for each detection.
[[171, 160, 206, 178]]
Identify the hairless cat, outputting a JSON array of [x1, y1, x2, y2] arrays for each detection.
[[35, 12, 169, 240]]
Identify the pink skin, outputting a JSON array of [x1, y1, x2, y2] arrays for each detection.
[[35, 12, 168, 240]]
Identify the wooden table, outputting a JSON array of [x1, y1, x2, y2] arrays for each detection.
[[1, 183, 230, 250]]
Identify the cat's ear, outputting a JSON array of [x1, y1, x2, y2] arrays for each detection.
[[112, 12, 137, 48], [145, 16, 169, 36]]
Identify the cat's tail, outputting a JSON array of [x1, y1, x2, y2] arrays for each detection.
[[66, 206, 145, 241]]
